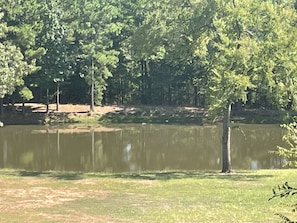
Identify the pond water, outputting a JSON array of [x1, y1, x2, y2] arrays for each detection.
[[0, 124, 285, 172]]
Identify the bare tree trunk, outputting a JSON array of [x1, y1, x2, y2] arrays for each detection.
[[90, 56, 95, 112], [22, 100, 25, 115], [0, 98, 3, 117], [56, 82, 60, 111], [11, 95, 16, 114], [222, 102, 232, 173], [140, 59, 146, 104], [46, 88, 49, 114]]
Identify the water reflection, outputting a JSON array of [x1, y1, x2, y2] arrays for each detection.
[[0, 124, 284, 172]]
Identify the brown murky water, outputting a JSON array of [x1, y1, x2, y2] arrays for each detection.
[[0, 124, 284, 172]]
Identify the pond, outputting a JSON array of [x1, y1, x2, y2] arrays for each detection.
[[0, 124, 285, 172]]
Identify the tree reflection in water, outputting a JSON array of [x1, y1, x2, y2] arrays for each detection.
[[0, 124, 283, 172]]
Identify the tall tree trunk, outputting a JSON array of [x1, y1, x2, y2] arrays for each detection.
[[22, 100, 25, 116], [222, 102, 232, 173], [0, 98, 3, 117], [46, 88, 49, 114], [140, 59, 146, 104], [11, 95, 16, 114], [56, 82, 60, 111], [145, 60, 151, 104], [90, 56, 95, 112], [168, 84, 172, 105], [120, 77, 124, 104], [194, 85, 199, 106]]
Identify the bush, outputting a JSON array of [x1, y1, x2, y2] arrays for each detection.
[[274, 122, 297, 167]]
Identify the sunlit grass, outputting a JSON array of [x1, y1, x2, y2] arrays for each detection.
[[0, 169, 296, 222]]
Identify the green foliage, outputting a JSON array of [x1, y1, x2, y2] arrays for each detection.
[[60, 0, 121, 105], [0, 3, 38, 100], [0, 42, 33, 98], [0, 0, 45, 105], [34, 0, 71, 93], [0, 0, 45, 66], [269, 182, 297, 223], [1, 0, 297, 109], [192, 0, 297, 117], [19, 86, 33, 101], [272, 121, 297, 222], [275, 122, 297, 167]]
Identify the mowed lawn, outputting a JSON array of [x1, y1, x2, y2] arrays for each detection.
[[0, 169, 296, 223]]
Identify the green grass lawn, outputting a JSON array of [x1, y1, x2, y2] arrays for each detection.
[[0, 169, 296, 222]]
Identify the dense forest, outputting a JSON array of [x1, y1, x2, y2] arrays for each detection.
[[1, 0, 297, 112]]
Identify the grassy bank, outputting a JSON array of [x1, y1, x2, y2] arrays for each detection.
[[0, 169, 296, 222]]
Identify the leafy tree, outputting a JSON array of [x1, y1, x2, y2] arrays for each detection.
[[106, 0, 149, 104], [0, 11, 34, 115], [0, 42, 33, 111], [132, 0, 297, 172], [0, 0, 45, 61], [61, 0, 120, 111], [189, 0, 297, 172], [127, 0, 199, 105], [0, 0, 46, 107], [270, 120, 297, 222], [274, 121, 297, 167], [33, 0, 71, 112], [272, 120, 297, 222]]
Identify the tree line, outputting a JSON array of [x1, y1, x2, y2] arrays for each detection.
[[1, 0, 297, 111]]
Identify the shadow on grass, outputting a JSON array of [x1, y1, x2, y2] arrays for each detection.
[[110, 170, 273, 181], [17, 170, 85, 180], [0, 169, 273, 181]]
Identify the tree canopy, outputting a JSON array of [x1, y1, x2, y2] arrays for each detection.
[[1, 0, 296, 110], [0, 10, 34, 100]]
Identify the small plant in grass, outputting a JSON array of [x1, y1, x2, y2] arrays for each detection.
[[271, 121, 297, 222], [269, 182, 297, 223]]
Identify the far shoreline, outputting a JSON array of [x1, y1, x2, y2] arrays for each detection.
[[0, 102, 295, 125]]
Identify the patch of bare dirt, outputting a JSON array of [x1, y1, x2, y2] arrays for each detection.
[[0, 180, 110, 221], [4, 102, 204, 125], [0, 184, 108, 211], [18, 103, 203, 116], [0, 177, 130, 223], [20, 103, 124, 115]]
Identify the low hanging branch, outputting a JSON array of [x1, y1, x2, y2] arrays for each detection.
[[269, 182, 297, 223]]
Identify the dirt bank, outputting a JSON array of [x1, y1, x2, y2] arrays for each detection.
[[0, 102, 292, 125], [1, 103, 205, 125]]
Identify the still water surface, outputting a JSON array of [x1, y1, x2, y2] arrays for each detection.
[[0, 124, 284, 172]]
